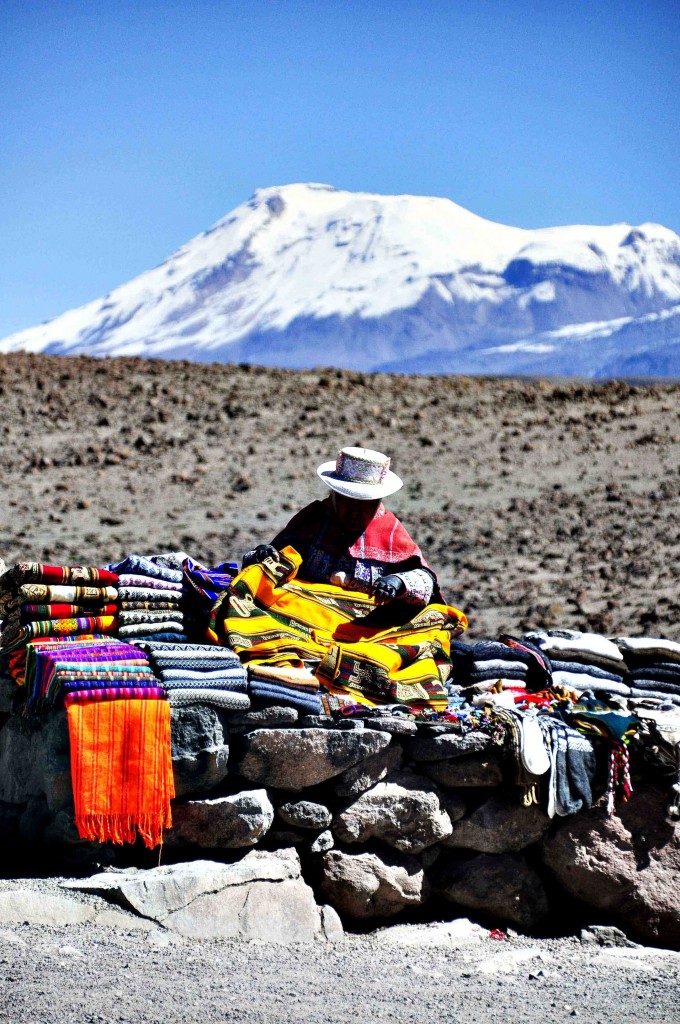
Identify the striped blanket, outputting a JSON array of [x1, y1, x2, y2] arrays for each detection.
[[211, 547, 467, 711]]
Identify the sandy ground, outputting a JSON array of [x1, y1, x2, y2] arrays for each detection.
[[1, 353, 679, 1020], [0, 352, 678, 640]]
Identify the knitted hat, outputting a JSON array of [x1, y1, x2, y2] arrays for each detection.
[[317, 446, 403, 500]]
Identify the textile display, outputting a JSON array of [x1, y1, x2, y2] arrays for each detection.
[[65, 694, 174, 847], [166, 688, 250, 710], [2, 563, 118, 588], [212, 546, 467, 711]]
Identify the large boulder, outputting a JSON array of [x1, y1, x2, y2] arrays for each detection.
[[232, 727, 391, 791], [170, 705, 230, 798], [277, 799, 332, 831], [443, 796, 551, 853], [434, 852, 549, 930], [542, 787, 680, 949], [333, 741, 403, 799], [422, 751, 505, 788], [0, 711, 72, 812], [333, 770, 456, 853], [406, 730, 495, 763], [64, 848, 325, 941], [319, 847, 429, 920], [167, 789, 274, 848]]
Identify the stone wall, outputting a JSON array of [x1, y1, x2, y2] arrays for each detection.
[[1, 698, 679, 949]]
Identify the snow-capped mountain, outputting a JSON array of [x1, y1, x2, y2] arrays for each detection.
[[2, 183, 680, 376]]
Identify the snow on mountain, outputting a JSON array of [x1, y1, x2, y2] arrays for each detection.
[[2, 182, 680, 376]]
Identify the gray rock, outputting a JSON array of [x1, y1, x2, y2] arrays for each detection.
[[319, 847, 429, 920], [434, 852, 549, 930], [334, 741, 403, 799], [406, 730, 495, 763], [278, 799, 332, 831], [443, 797, 551, 853], [580, 925, 639, 948], [319, 904, 344, 942], [228, 706, 298, 729], [170, 705, 230, 798], [371, 918, 487, 946], [95, 909, 157, 931], [542, 787, 680, 950], [0, 890, 96, 927], [300, 716, 365, 730], [334, 770, 453, 853], [64, 848, 324, 941], [43, 806, 84, 845], [0, 711, 72, 812], [233, 727, 391, 791], [266, 828, 307, 846], [422, 751, 505, 788], [167, 789, 274, 849], [308, 829, 334, 854], [0, 674, 16, 715], [363, 717, 418, 736], [19, 796, 51, 842]]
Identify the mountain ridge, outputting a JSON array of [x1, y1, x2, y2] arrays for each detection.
[[2, 182, 680, 376]]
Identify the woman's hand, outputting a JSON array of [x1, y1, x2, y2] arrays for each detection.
[[372, 574, 406, 602]]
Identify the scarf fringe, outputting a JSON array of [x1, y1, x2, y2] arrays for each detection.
[[75, 809, 173, 849]]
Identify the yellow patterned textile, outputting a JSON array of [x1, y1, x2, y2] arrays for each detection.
[[210, 547, 467, 712]]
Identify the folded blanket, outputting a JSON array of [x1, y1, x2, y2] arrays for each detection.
[[134, 641, 232, 654], [15, 602, 118, 621], [629, 665, 680, 683], [119, 610, 185, 626], [1, 615, 118, 651], [549, 659, 625, 683], [118, 587, 184, 603], [166, 689, 250, 710], [107, 554, 182, 584], [249, 679, 323, 714], [551, 670, 631, 696], [630, 678, 680, 696], [117, 574, 183, 592], [16, 584, 118, 605], [159, 671, 249, 692], [630, 687, 680, 705], [525, 629, 624, 666], [61, 673, 158, 693], [117, 621, 184, 637], [615, 636, 680, 663], [136, 632, 187, 643], [119, 601, 182, 612], [248, 663, 319, 691], [65, 692, 174, 848], [2, 563, 118, 589]]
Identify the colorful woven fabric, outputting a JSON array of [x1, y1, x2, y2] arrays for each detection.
[[65, 694, 174, 847], [118, 621, 184, 637], [166, 688, 250, 710], [15, 603, 118, 621], [16, 584, 118, 604], [118, 587, 184, 603], [117, 575, 183, 592], [1, 615, 118, 652], [2, 563, 118, 588], [212, 547, 467, 712], [107, 554, 182, 584]]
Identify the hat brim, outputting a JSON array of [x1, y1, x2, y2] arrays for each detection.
[[317, 461, 403, 500]]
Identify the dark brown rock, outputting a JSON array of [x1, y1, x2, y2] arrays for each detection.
[[422, 751, 504, 788], [319, 847, 429, 920], [406, 730, 495, 763], [443, 796, 551, 853], [434, 852, 549, 930], [542, 788, 680, 949]]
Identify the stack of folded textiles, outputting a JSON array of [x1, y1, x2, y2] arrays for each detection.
[[0, 563, 119, 652], [448, 638, 551, 704], [248, 663, 323, 716], [9, 634, 174, 848], [9, 635, 158, 717], [134, 640, 251, 711], [615, 636, 680, 705], [522, 628, 630, 699], [107, 554, 186, 642]]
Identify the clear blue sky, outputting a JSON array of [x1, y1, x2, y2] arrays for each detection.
[[1, 0, 678, 339]]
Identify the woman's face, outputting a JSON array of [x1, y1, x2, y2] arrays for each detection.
[[331, 492, 381, 532]]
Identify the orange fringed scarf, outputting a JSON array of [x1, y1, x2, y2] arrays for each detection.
[[65, 697, 174, 848]]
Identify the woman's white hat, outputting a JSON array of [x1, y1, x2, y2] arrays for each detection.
[[317, 446, 403, 500]]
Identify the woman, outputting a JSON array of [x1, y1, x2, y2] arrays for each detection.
[[242, 446, 441, 607]]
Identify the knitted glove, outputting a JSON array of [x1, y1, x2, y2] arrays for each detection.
[[372, 574, 406, 602], [254, 544, 279, 563]]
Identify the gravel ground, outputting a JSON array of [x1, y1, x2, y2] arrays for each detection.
[[0, 876, 679, 1024], [1, 917, 679, 1024]]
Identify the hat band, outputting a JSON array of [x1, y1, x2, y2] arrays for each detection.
[[335, 451, 389, 485]]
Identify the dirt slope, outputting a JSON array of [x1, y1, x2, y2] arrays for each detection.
[[0, 353, 678, 640]]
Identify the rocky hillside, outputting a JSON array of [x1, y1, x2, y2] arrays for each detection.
[[0, 352, 678, 640]]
